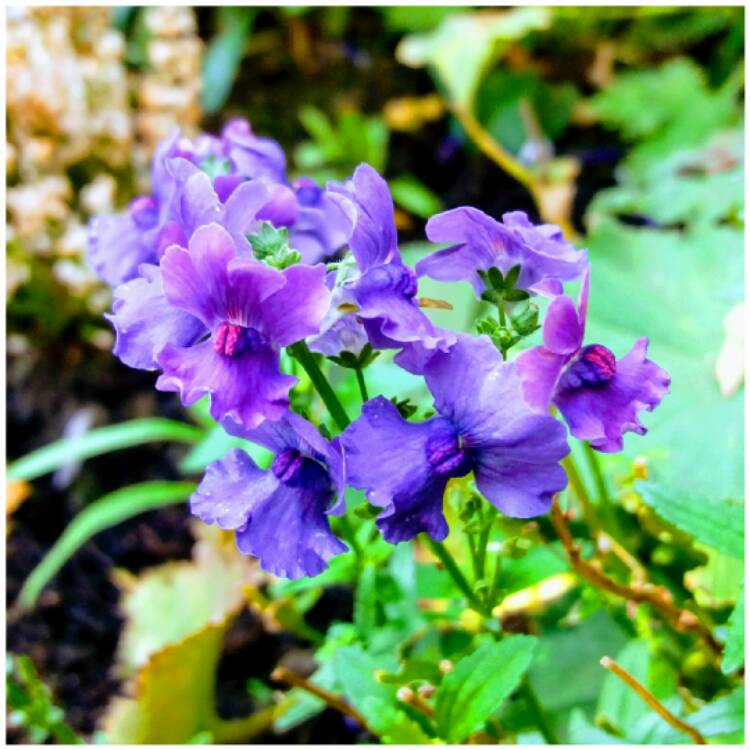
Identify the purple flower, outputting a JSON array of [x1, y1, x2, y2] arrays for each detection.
[[342, 336, 570, 542], [192, 411, 347, 578], [417, 208, 589, 298], [516, 271, 670, 452], [88, 120, 289, 287], [309, 164, 454, 357]]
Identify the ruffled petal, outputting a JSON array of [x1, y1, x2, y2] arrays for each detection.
[[191, 448, 278, 529], [222, 118, 287, 183], [341, 397, 451, 542], [255, 263, 331, 347], [393, 330, 460, 375], [473, 413, 570, 518], [330, 164, 400, 272], [156, 339, 296, 429], [87, 211, 154, 287], [515, 345, 566, 413], [555, 337, 671, 453], [106, 264, 205, 370]]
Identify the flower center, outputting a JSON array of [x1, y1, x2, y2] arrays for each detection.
[[212, 323, 265, 358], [426, 428, 469, 476], [397, 266, 419, 299], [271, 448, 305, 483], [559, 344, 616, 390]]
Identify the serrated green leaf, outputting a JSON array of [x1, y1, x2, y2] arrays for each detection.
[[434, 635, 537, 742], [8, 418, 203, 482], [638, 482, 743, 558], [17, 481, 195, 610], [722, 585, 744, 673]]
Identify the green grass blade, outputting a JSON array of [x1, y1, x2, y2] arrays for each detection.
[[17, 481, 196, 611], [8, 419, 204, 482]]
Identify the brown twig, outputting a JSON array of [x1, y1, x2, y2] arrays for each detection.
[[600, 656, 706, 744], [550, 501, 722, 656], [271, 666, 373, 735]]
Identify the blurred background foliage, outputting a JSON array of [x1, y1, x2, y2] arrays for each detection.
[[6, 5, 745, 745]]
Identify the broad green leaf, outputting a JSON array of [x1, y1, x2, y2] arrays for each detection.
[[390, 175, 442, 218], [685, 545, 743, 609], [434, 635, 537, 742], [396, 8, 551, 108], [638, 482, 743, 558], [567, 709, 626, 744], [721, 585, 744, 673], [201, 8, 256, 114], [17, 481, 195, 610], [583, 218, 744, 501], [8, 418, 203, 482], [689, 687, 744, 740]]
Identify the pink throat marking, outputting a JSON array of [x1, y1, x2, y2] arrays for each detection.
[[213, 322, 243, 357]]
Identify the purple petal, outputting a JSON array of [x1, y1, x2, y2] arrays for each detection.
[[259, 263, 331, 347], [515, 345, 566, 413], [222, 179, 272, 237], [330, 164, 400, 272], [542, 294, 583, 355], [156, 339, 296, 429], [555, 337, 670, 453], [191, 448, 278, 529], [473, 413, 570, 518], [257, 183, 298, 227], [106, 264, 205, 370], [392, 330, 460, 375], [341, 396, 450, 542], [88, 212, 154, 286], [176, 171, 223, 237], [222, 118, 287, 183]]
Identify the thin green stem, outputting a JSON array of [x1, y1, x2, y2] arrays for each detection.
[[518, 675, 560, 745], [424, 536, 491, 616], [475, 508, 493, 583], [584, 443, 610, 504], [337, 514, 363, 561], [288, 341, 350, 431], [354, 366, 369, 402]]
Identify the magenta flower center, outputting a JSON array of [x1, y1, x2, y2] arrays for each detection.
[[426, 429, 468, 476], [213, 323, 266, 358], [559, 343, 616, 391]]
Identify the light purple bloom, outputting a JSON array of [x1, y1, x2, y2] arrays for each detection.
[[417, 208, 589, 298], [516, 271, 670, 452], [342, 336, 570, 542], [192, 412, 347, 578], [309, 164, 455, 357]]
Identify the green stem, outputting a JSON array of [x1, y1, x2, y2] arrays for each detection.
[[354, 366, 369, 402], [337, 513, 363, 561], [584, 443, 610, 504], [475, 511, 492, 583], [288, 341, 350, 431], [424, 536, 491, 617], [518, 675, 560, 745]]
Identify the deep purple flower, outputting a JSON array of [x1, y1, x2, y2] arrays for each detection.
[[417, 208, 589, 298], [309, 164, 454, 357], [516, 271, 670, 452], [107, 222, 330, 429], [192, 411, 347, 578], [342, 336, 570, 542]]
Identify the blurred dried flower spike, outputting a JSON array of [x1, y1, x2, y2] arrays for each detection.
[[5, 7, 203, 307]]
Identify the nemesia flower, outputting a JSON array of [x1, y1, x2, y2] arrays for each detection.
[[192, 411, 347, 578], [342, 336, 570, 542], [516, 271, 670, 452], [309, 163, 455, 357], [417, 207, 589, 298], [129, 222, 329, 429]]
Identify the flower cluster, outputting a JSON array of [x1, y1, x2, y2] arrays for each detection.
[[92, 119, 670, 579]]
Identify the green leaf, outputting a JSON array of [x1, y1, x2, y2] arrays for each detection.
[[434, 635, 537, 742], [567, 709, 626, 744], [638, 482, 743, 558], [17, 481, 195, 610], [201, 8, 256, 114], [8, 418, 203, 482], [689, 687, 744, 739], [390, 175, 442, 218], [722, 585, 744, 673], [397, 8, 551, 108]]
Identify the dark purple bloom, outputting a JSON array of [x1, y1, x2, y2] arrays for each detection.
[[342, 336, 570, 542], [516, 271, 671, 452], [417, 208, 589, 298], [309, 164, 455, 357], [192, 412, 347, 578]]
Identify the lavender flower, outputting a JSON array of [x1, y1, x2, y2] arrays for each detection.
[[516, 271, 670, 452], [192, 412, 347, 578], [342, 336, 570, 542], [309, 164, 454, 357], [417, 208, 589, 298]]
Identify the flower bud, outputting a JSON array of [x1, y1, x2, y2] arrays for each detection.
[[511, 301, 539, 336]]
